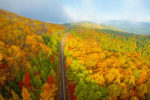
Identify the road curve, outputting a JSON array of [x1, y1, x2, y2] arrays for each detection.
[[60, 32, 70, 100]]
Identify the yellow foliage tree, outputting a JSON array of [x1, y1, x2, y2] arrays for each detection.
[[130, 96, 139, 100], [11, 90, 20, 100], [104, 73, 115, 83], [0, 94, 4, 100], [0, 53, 3, 61], [92, 74, 105, 85], [107, 84, 122, 100], [136, 84, 147, 99], [22, 87, 32, 100], [120, 88, 130, 100], [40, 83, 57, 100]]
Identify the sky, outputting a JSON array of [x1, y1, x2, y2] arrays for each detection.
[[0, 0, 150, 23]]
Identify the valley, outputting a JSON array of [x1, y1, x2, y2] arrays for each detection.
[[0, 9, 150, 100]]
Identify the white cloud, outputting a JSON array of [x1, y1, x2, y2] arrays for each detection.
[[64, 0, 150, 22], [63, 0, 102, 22], [64, 6, 90, 22], [120, 0, 150, 22]]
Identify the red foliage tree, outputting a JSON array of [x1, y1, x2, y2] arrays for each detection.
[[47, 75, 55, 87], [0, 64, 7, 69], [18, 80, 24, 89], [34, 71, 38, 76], [50, 54, 55, 62], [24, 70, 31, 88], [68, 46, 72, 50], [68, 80, 76, 100]]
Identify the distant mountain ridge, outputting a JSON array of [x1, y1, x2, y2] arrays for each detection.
[[63, 22, 121, 31], [64, 21, 150, 35], [102, 20, 150, 35]]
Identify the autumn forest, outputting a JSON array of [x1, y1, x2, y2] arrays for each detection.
[[0, 9, 150, 100]]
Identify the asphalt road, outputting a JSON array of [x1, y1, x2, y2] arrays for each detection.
[[60, 32, 70, 100]]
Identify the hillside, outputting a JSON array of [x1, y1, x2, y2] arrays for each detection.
[[0, 9, 66, 100], [64, 24, 150, 100]]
